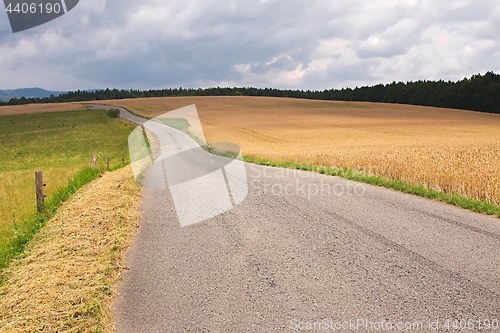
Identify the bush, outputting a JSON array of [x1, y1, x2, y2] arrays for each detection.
[[107, 108, 120, 118]]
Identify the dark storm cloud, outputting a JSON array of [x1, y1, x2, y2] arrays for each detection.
[[0, 0, 499, 90]]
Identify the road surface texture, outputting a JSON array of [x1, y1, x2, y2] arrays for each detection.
[[93, 105, 500, 332]]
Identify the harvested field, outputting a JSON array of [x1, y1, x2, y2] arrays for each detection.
[[98, 96, 500, 206], [0, 102, 86, 116], [0, 166, 141, 332]]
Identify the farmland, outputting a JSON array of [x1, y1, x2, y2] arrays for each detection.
[[96, 96, 500, 206], [0, 102, 85, 116], [0, 108, 137, 268]]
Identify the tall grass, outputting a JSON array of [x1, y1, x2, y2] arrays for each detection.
[[0, 167, 102, 270], [0, 109, 136, 270]]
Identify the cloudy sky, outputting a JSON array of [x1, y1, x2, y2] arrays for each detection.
[[0, 0, 499, 91]]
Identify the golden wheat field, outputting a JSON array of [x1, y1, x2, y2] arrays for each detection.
[[94, 96, 500, 206]]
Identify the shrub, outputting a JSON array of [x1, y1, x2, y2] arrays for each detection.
[[107, 108, 120, 118]]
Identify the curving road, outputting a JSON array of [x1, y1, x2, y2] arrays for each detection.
[[93, 105, 500, 332]]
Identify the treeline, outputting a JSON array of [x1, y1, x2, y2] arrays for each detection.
[[2, 71, 499, 114]]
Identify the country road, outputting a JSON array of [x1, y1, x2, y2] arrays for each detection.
[[93, 105, 500, 332]]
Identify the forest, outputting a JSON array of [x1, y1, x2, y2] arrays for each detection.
[[2, 71, 499, 114]]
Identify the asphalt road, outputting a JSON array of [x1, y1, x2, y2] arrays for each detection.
[[94, 105, 500, 332]]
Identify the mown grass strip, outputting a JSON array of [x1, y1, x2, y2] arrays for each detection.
[[0, 167, 107, 273], [0, 166, 141, 332], [244, 156, 500, 218]]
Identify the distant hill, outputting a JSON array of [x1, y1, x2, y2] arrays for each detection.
[[0, 88, 65, 101]]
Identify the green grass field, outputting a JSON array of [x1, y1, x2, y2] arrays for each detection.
[[0, 108, 137, 269]]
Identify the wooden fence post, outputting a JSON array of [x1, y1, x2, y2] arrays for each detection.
[[35, 171, 45, 212]]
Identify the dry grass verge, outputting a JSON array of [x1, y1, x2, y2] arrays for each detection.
[[0, 166, 141, 332]]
